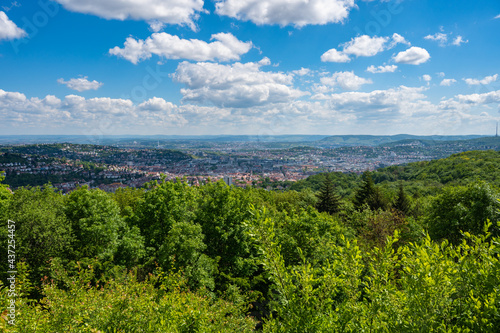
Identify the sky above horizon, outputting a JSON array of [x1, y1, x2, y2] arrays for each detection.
[[0, 0, 499, 138]]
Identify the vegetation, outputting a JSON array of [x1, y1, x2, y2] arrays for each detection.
[[1, 151, 500, 331]]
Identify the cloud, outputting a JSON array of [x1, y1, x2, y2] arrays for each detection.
[[313, 86, 432, 122], [424, 32, 448, 46], [425, 31, 468, 47], [214, 0, 356, 27], [2, 86, 499, 136], [321, 33, 409, 63], [57, 76, 103, 92], [292, 68, 311, 76], [0, 89, 190, 134], [422, 74, 432, 82], [440, 78, 457, 86], [366, 65, 398, 73], [342, 35, 388, 57], [389, 33, 411, 48], [110, 32, 252, 64], [452, 36, 468, 46], [54, 0, 205, 30], [393, 47, 430, 65], [495, 14, 500, 19], [455, 90, 500, 105], [463, 74, 498, 86], [0, 11, 26, 40], [172, 59, 307, 108], [321, 48, 350, 63], [320, 71, 372, 91]]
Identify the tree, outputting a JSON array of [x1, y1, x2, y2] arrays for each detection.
[[393, 182, 411, 216], [132, 178, 196, 254], [353, 171, 376, 210], [194, 180, 257, 290], [1, 185, 72, 286], [427, 181, 500, 244], [316, 173, 341, 215], [64, 186, 145, 265], [0, 172, 12, 220]]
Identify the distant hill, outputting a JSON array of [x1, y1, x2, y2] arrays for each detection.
[[374, 149, 500, 186], [381, 136, 500, 149], [0, 134, 487, 146], [316, 134, 485, 147], [291, 149, 500, 197]]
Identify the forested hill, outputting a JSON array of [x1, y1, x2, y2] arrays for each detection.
[[291, 150, 500, 196], [373, 150, 500, 185], [317, 134, 484, 147]]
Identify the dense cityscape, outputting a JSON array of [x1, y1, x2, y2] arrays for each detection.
[[1, 135, 499, 192]]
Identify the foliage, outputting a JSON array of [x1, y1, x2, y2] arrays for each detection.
[[7, 262, 256, 332], [393, 182, 411, 216], [64, 186, 145, 266], [0, 185, 72, 285], [426, 181, 500, 244], [194, 181, 258, 291], [316, 173, 341, 215]]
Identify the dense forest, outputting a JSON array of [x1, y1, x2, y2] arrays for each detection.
[[1, 150, 500, 332]]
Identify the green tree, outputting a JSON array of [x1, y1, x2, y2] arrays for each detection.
[[353, 171, 376, 210], [1, 185, 72, 286], [0, 172, 12, 220], [353, 171, 388, 210], [158, 220, 217, 290], [316, 173, 341, 215], [132, 178, 196, 255], [393, 182, 411, 216], [194, 181, 257, 290], [64, 186, 145, 265], [426, 181, 500, 244]]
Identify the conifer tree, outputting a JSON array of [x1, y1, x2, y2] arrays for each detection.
[[353, 171, 376, 210], [393, 182, 411, 216], [316, 173, 341, 214], [353, 171, 388, 211]]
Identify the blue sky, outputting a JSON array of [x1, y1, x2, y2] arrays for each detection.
[[0, 0, 499, 137]]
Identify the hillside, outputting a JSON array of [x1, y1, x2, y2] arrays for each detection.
[[291, 150, 500, 196], [316, 134, 485, 147]]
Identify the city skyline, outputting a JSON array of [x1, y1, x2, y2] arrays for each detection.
[[0, 0, 500, 136]]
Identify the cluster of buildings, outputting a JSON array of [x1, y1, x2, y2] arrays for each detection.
[[0, 142, 436, 192]]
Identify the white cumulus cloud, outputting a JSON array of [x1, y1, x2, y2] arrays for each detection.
[[455, 90, 500, 105], [393, 46, 430, 65], [440, 78, 457, 86], [0, 11, 26, 40], [54, 0, 205, 30], [292, 68, 311, 76], [463, 74, 498, 86], [110, 32, 252, 64], [214, 0, 356, 27], [172, 59, 307, 108], [320, 48, 350, 63], [57, 76, 103, 92], [342, 35, 388, 57], [321, 33, 409, 63], [422, 74, 432, 82], [320, 71, 372, 91], [366, 65, 397, 73]]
